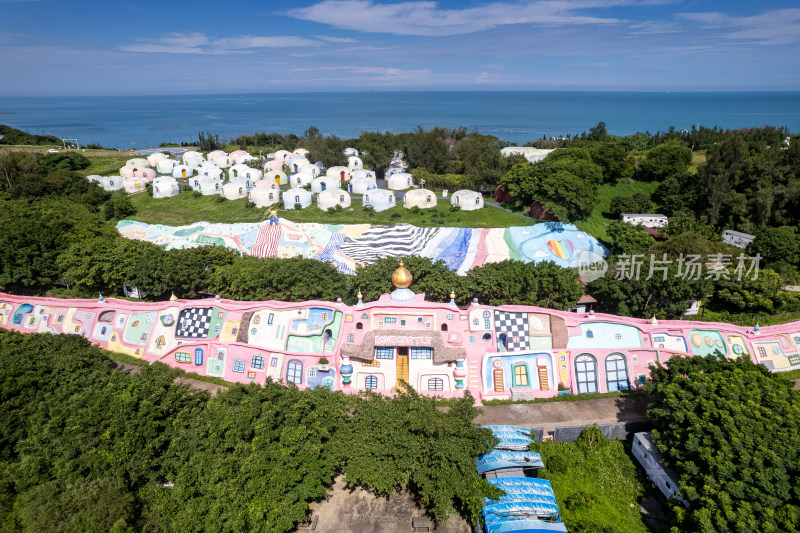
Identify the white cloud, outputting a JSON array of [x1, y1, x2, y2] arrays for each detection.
[[120, 32, 322, 55], [678, 8, 800, 45], [291, 65, 431, 81], [288, 0, 628, 37], [317, 35, 360, 43]]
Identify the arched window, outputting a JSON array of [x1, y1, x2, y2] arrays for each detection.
[[356, 322, 363, 330], [475, 197, 480, 205], [295, 195, 300, 203], [426, 195, 432, 203], [340, 195, 344, 202], [605, 353, 629, 391], [287, 360, 303, 384], [441, 323, 448, 331], [574, 354, 598, 394], [482, 332, 492, 342], [454, 197, 459, 204], [364, 195, 369, 202], [498, 333, 507, 351], [365, 375, 378, 389], [428, 377, 444, 391]]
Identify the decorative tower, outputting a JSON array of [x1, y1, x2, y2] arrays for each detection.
[[340, 355, 354, 386], [390, 261, 415, 302], [357, 289, 364, 306], [449, 290, 457, 308]]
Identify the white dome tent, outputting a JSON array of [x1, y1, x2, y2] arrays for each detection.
[[228, 164, 251, 179], [292, 148, 310, 157], [362, 189, 396, 212], [156, 158, 177, 174], [387, 172, 414, 190], [229, 175, 254, 191], [450, 190, 484, 211], [147, 152, 168, 168], [282, 188, 312, 210], [200, 167, 224, 181], [289, 172, 313, 189], [264, 169, 288, 186], [100, 176, 123, 191], [182, 152, 204, 167], [317, 189, 351, 210], [297, 163, 320, 178], [253, 179, 279, 189], [172, 165, 194, 179], [311, 176, 340, 194], [344, 147, 359, 157], [126, 158, 150, 168], [119, 166, 136, 178], [197, 177, 222, 196], [349, 177, 377, 195], [249, 188, 280, 208], [403, 189, 437, 209], [207, 150, 227, 161], [286, 156, 310, 173], [86, 174, 102, 183], [152, 177, 180, 199], [326, 166, 351, 182], [122, 177, 146, 194], [221, 182, 248, 200], [133, 168, 156, 181], [347, 156, 363, 170]]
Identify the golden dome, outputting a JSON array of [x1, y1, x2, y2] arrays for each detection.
[[391, 260, 413, 289]]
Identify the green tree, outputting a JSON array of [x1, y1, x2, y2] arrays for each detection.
[[637, 142, 692, 181], [352, 255, 460, 305], [589, 142, 630, 183], [747, 226, 800, 265], [608, 193, 652, 219], [406, 126, 451, 174], [606, 221, 656, 255], [466, 260, 582, 308]]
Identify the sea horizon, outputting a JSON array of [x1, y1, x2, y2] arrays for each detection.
[[2, 90, 799, 149]]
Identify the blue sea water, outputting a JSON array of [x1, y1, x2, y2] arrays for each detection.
[[1, 91, 798, 150]]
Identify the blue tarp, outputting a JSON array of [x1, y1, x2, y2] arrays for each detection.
[[483, 501, 561, 519], [477, 450, 544, 473], [494, 435, 534, 450], [485, 519, 569, 533], [482, 425, 532, 435]]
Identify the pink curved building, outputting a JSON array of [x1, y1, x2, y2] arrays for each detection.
[[1, 265, 797, 403]]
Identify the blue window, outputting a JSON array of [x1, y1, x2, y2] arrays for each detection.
[[271, 357, 278, 367], [427, 377, 444, 391], [411, 347, 432, 359], [233, 359, 245, 373], [287, 360, 303, 384], [586, 330, 594, 338], [376, 347, 394, 359], [267, 313, 274, 325], [252, 355, 264, 370], [194, 348, 203, 366], [365, 375, 378, 389]]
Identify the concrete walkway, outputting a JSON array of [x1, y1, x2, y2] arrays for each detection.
[[475, 395, 652, 435]]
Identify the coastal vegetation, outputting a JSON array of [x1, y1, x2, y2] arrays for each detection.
[[0, 329, 500, 531], [648, 355, 800, 532]]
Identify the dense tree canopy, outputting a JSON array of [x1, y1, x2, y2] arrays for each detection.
[[649, 355, 800, 533]]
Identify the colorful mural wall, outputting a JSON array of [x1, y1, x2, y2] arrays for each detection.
[[116, 219, 608, 275], [3, 289, 800, 403]]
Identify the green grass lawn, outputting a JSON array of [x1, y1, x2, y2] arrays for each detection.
[[128, 190, 537, 228], [536, 436, 654, 533], [574, 179, 660, 242], [80, 153, 133, 177]]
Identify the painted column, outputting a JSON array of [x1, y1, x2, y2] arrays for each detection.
[[453, 359, 467, 389], [340, 355, 353, 386]]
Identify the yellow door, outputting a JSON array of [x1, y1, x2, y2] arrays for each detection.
[[493, 368, 504, 392], [395, 354, 409, 391], [538, 366, 549, 391]]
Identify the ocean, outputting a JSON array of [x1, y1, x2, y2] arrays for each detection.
[[1, 91, 798, 150]]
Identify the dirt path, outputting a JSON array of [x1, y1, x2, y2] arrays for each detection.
[[109, 360, 229, 396]]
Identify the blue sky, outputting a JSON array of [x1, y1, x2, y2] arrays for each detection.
[[1, 0, 798, 95]]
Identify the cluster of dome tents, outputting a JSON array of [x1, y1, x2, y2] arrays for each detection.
[[87, 146, 485, 213]]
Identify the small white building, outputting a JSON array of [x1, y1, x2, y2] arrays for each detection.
[[86, 174, 103, 183], [404, 189, 437, 209], [152, 177, 180, 199], [388, 172, 414, 190], [283, 188, 312, 210], [450, 190, 484, 211], [264, 159, 284, 172], [100, 176, 123, 191], [264, 170, 288, 186], [122, 177, 146, 194], [500, 147, 555, 159], [344, 147, 359, 157], [363, 189, 396, 212], [311, 176, 341, 194], [326, 166, 351, 182], [273, 149, 291, 162], [156, 158, 176, 174], [249, 188, 280, 208], [349, 177, 377, 195], [207, 150, 227, 161], [228, 164, 251, 179], [317, 189, 351, 210], [632, 432, 687, 505], [286, 156, 310, 173], [347, 156, 363, 171], [621, 213, 668, 229], [172, 165, 194, 179], [293, 148, 310, 157], [222, 182, 248, 200], [289, 172, 314, 189], [722, 229, 755, 249]]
